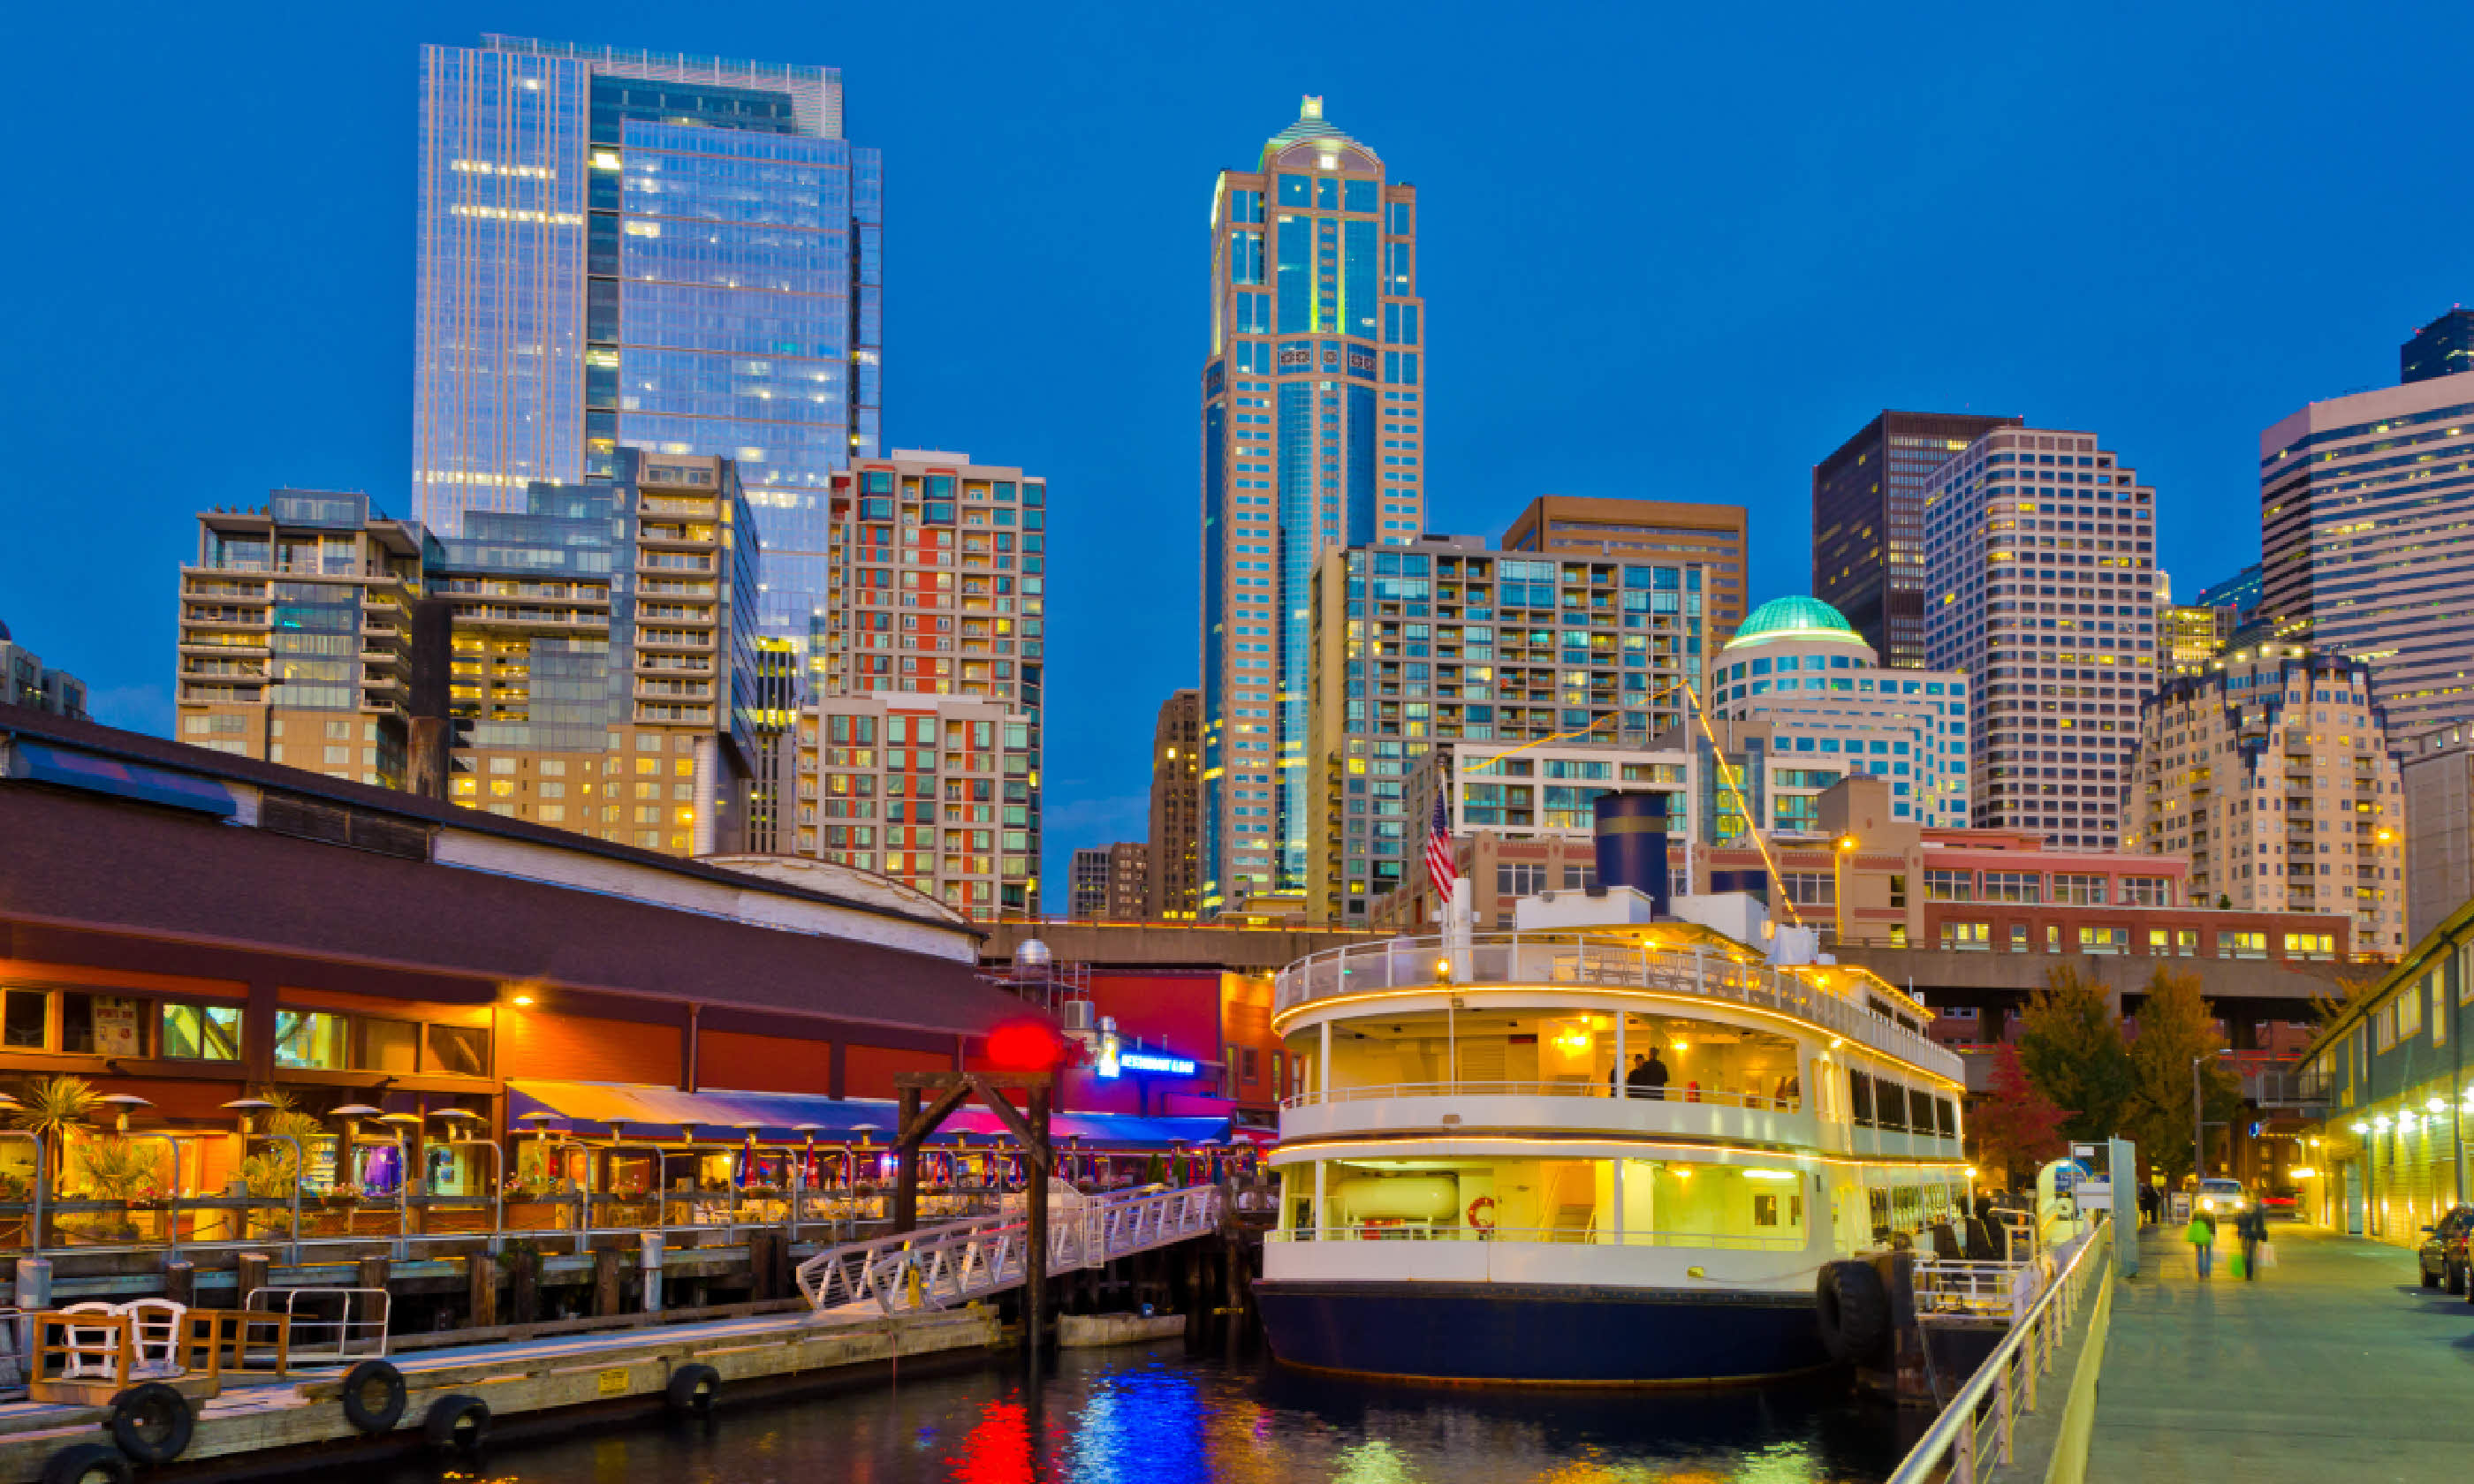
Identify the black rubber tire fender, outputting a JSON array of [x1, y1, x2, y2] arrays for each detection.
[[109, 1381, 194, 1465], [340, 1359, 408, 1434], [424, 1393, 491, 1454], [2423, 1264, 2441, 1289], [665, 1362, 720, 1414], [39, 1443, 131, 1484], [1815, 1260, 1892, 1366]]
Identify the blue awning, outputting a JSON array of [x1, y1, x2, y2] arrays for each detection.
[[506, 1079, 1241, 1151], [7, 743, 235, 817]]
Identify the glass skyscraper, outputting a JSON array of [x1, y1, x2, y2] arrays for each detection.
[[1198, 98, 1424, 916], [413, 34, 881, 655]]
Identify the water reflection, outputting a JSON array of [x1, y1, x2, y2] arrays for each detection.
[[380, 1340, 1904, 1484]]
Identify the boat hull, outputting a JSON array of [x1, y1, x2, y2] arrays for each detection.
[[1253, 1279, 1830, 1386]]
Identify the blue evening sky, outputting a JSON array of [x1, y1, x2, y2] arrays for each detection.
[[5, 1, 2467, 896]]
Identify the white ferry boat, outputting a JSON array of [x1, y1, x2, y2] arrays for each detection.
[[1254, 895, 1970, 1385]]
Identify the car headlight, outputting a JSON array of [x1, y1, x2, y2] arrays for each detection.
[[2200, 1199, 2214, 1211]]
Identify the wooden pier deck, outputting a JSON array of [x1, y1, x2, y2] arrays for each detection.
[[0, 1302, 999, 1481]]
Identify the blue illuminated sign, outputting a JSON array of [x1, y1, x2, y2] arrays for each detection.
[[1116, 1050, 1198, 1077]]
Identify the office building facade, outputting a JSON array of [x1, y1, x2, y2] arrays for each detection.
[[2127, 643, 2403, 956], [1922, 426, 2161, 848], [413, 34, 881, 648], [807, 451, 1043, 912], [1302, 535, 1719, 922], [2402, 308, 2474, 384], [2259, 372, 2474, 736], [1198, 97, 1424, 916], [0, 624, 87, 722], [176, 492, 432, 787], [1147, 689, 1203, 920], [2192, 563, 2262, 625], [1704, 596, 1971, 829], [2402, 723, 2474, 944], [1500, 496, 1749, 656], [1814, 412, 2022, 670]]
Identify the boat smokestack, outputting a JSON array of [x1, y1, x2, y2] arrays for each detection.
[[1592, 791, 1671, 913]]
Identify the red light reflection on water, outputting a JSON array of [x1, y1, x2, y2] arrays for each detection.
[[950, 1397, 1035, 1484]]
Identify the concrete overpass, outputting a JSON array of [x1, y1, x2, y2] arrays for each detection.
[[1833, 946, 2354, 1016]]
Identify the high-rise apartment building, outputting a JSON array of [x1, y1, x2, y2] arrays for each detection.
[[0, 624, 87, 721], [176, 492, 432, 786], [1921, 426, 2161, 848], [1302, 535, 1719, 922], [805, 451, 1043, 912], [2402, 723, 2474, 943], [432, 450, 762, 852], [2402, 308, 2474, 384], [793, 692, 1036, 920], [1069, 848, 1112, 920], [1146, 689, 1202, 920], [1198, 97, 1424, 916], [2128, 644, 2404, 956], [1500, 496, 1750, 656], [413, 34, 881, 648], [1704, 596, 1972, 829], [1814, 412, 2023, 670], [1109, 842, 1149, 920], [176, 456, 765, 855], [2260, 371, 2474, 735]]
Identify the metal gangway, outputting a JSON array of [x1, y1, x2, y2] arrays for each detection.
[[794, 1183, 1223, 1319]]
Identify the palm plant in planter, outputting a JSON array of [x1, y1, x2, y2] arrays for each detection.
[[74, 1136, 169, 1242], [14, 1074, 97, 1187]]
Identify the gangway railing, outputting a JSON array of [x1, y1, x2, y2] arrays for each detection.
[[793, 1185, 1223, 1318], [1887, 1215, 2113, 1483]]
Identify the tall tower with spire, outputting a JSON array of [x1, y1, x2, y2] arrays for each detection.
[[1195, 97, 1425, 916]]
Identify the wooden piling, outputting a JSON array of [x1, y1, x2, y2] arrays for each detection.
[[354, 1257, 390, 1337], [162, 1260, 195, 1309], [236, 1253, 270, 1311], [467, 1250, 497, 1329], [593, 1246, 623, 1317], [510, 1245, 539, 1325]]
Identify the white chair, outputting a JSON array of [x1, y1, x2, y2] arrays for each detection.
[[113, 1298, 186, 1378], [55, 1301, 123, 1380]]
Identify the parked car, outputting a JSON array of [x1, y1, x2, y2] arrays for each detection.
[[2193, 1178, 2249, 1217], [2259, 1186, 2300, 1220], [2419, 1206, 2474, 1293]]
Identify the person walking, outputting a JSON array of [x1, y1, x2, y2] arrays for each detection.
[[2137, 1183, 2159, 1227], [2236, 1205, 2268, 1282], [2186, 1208, 2217, 1278]]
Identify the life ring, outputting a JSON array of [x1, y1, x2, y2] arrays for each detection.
[[1466, 1196, 1498, 1231]]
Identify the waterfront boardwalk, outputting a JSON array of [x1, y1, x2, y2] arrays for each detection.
[[2088, 1222, 2474, 1480]]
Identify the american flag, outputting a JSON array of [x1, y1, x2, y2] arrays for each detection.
[[1424, 778, 1457, 898]]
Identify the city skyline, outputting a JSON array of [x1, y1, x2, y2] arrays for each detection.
[[11, 2, 2474, 895]]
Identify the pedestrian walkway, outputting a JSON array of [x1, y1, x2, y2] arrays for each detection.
[[2087, 1222, 2474, 1481]]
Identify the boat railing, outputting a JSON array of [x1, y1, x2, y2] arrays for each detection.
[[1274, 932, 1961, 1082], [1887, 1215, 2113, 1484], [1284, 1081, 1804, 1114], [1911, 1257, 2045, 1322], [1267, 1223, 1806, 1251]]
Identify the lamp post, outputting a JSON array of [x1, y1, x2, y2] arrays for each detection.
[[2192, 1054, 2209, 1183], [1833, 835, 1858, 946]]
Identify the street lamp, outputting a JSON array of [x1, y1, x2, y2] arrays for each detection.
[[1833, 835, 1858, 945], [2191, 1054, 2210, 1181]]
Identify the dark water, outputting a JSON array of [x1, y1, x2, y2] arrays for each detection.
[[376, 1340, 1909, 1484]]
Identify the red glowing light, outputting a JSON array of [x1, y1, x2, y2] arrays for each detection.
[[984, 1019, 1066, 1072]]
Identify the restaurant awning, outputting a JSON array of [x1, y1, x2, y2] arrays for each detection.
[[506, 1079, 1244, 1152], [8, 742, 235, 816]]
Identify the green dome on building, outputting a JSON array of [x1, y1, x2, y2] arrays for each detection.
[[1726, 595, 1867, 648]]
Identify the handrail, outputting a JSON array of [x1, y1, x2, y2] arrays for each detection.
[[1273, 931, 1961, 1082], [1286, 1080, 1807, 1113], [1886, 1216, 2112, 1483], [1268, 1224, 1806, 1251]]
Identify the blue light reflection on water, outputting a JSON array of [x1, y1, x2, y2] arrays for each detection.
[[373, 1341, 1904, 1484]]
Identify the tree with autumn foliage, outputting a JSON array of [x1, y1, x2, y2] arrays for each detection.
[[2123, 965, 2242, 1185], [1971, 1041, 2075, 1191], [2015, 964, 2134, 1144]]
